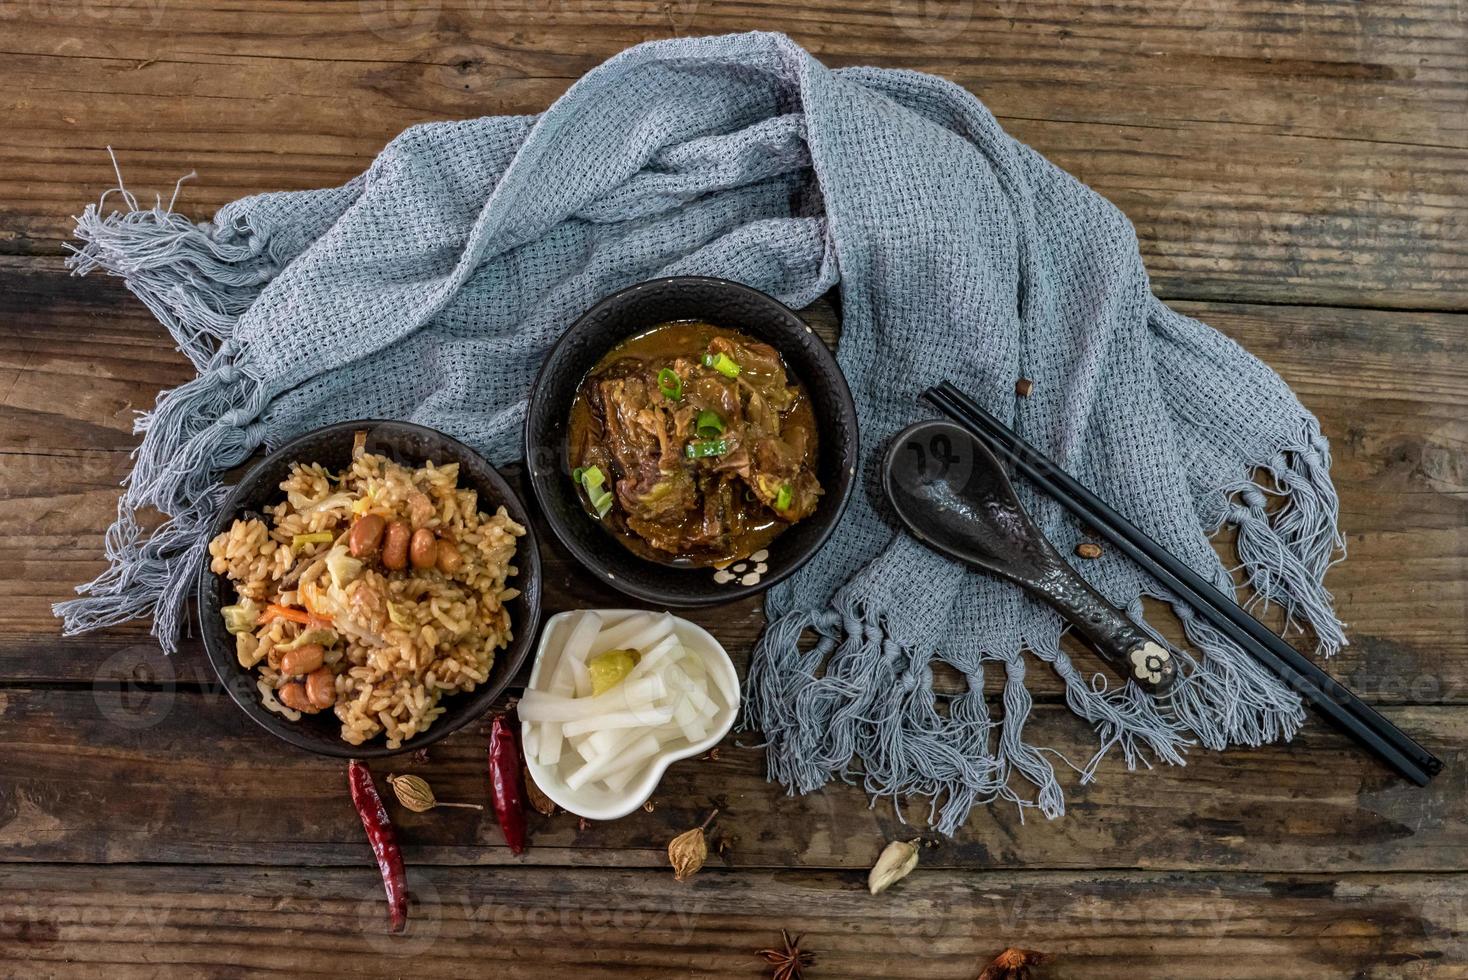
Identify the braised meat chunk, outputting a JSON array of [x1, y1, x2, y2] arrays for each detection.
[[568, 321, 823, 566]]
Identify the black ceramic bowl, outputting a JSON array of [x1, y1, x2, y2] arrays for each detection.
[[198, 420, 542, 758], [525, 276, 858, 605]]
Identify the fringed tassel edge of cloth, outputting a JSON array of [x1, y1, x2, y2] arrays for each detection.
[[1211, 418, 1348, 657], [53, 353, 267, 653], [54, 489, 229, 653], [746, 587, 1309, 837], [67, 149, 278, 372], [53, 155, 272, 653]]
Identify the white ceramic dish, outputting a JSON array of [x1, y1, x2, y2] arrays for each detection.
[[521, 609, 739, 820]]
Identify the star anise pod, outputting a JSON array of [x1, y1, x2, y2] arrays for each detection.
[[757, 929, 814, 980], [977, 946, 1046, 979]]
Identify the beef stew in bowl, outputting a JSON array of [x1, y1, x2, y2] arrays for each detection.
[[568, 320, 823, 567], [525, 276, 858, 607]]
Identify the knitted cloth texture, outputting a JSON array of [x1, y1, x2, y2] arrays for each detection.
[[57, 32, 1346, 833]]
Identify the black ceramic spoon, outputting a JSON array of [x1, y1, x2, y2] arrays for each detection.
[[881, 419, 1177, 694]]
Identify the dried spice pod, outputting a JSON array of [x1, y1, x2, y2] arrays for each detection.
[[977, 947, 1047, 979], [867, 838, 920, 895], [523, 765, 557, 816], [668, 809, 717, 882], [757, 929, 814, 980], [386, 774, 483, 813]]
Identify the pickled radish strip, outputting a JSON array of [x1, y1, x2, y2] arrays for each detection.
[[601, 765, 640, 794], [539, 611, 603, 767], [553, 611, 601, 700], [589, 612, 672, 658], [596, 734, 666, 780], [518, 675, 666, 723], [536, 727, 562, 768], [625, 634, 683, 682], [585, 727, 630, 757], [703, 650, 739, 708], [672, 698, 708, 743], [561, 706, 675, 737], [610, 613, 674, 657], [584, 612, 654, 655], [549, 611, 602, 693], [565, 733, 661, 790]]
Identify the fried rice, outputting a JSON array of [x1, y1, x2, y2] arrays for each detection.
[[208, 448, 525, 748]]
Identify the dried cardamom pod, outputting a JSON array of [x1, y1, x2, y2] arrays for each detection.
[[523, 765, 557, 816], [668, 808, 718, 881], [867, 838, 921, 895], [386, 774, 483, 813]]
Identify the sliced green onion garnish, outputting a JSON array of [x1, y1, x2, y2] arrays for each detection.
[[695, 409, 725, 439], [574, 465, 612, 519], [775, 483, 793, 511], [685, 438, 730, 459], [657, 367, 682, 401], [701, 351, 741, 378]]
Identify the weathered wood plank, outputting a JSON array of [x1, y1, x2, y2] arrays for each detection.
[[0, 863, 1463, 978], [2, 260, 1463, 703], [0, 1, 1463, 307], [0, 684, 1461, 872]]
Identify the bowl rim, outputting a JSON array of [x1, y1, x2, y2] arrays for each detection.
[[196, 418, 543, 759], [520, 609, 739, 820], [523, 274, 858, 607]]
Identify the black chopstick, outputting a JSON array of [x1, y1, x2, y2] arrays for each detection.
[[924, 381, 1443, 785]]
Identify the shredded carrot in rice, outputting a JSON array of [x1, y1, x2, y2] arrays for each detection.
[[259, 603, 311, 626]]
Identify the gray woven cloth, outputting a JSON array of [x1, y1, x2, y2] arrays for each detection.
[[58, 32, 1346, 833]]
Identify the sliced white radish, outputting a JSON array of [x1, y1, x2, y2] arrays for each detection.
[[676, 647, 708, 686], [537, 615, 571, 692], [702, 658, 739, 709], [625, 634, 684, 682], [664, 660, 695, 691], [549, 610, 601, 697], [517, 675, 667, 723], [587, 612, 657, 657], [672, 697, 709, 743], [566, 730, 595, 761], [597, 734, 667, 779], [591, 612, 673, 659], [537, 724, 564, 768], [584, 727, 624, 757], [561, 705, 675, 737], [565, 732, 661, 790], [601, 768, 637, 794], [663, 668, 716, 718]]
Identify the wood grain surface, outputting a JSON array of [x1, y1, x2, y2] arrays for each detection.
[[3, 1, 1465, 307], [1, 0, 1465, 975], [2, 865, 1464, 978]]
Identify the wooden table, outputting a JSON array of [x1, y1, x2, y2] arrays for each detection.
[[2, 2, 1464, 976]]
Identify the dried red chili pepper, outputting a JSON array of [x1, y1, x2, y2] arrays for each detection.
[[488, 713, 528, 854], [348, 758, 408, 933]]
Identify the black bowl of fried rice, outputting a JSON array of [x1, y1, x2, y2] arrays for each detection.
[[525, 276, 858, 606], [198, 420, 542, 758]]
